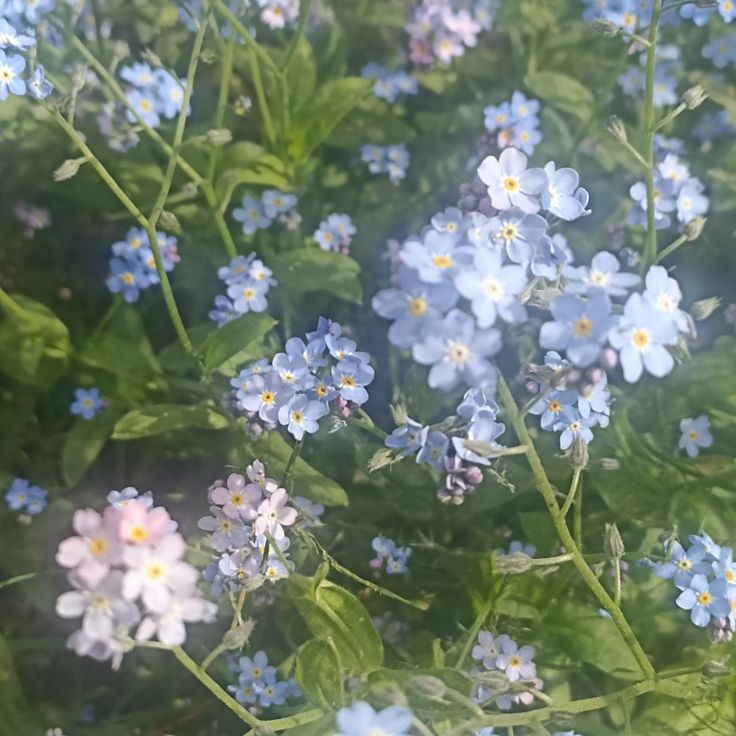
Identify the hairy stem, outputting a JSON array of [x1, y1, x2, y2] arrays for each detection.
[[207, 34, 236, 184], [560, 466, 582, 517], [496, 374, 656, 680]]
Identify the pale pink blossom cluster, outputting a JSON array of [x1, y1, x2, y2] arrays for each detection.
[[55, 487, 216, 668], [406, 0, 497, 66], [257, 0, 299, 29]]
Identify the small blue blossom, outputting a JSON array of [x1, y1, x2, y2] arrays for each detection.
[[385, 418, 429, 457], [5, 478, 47, 515], [239, 372, 294, 424], [209, 295, 239, 326], [262, 189, 297, 218], [718, 0, 736, 22], [370, 536, 412, 575], [680, 2, 716, 24], [361, 144, 410, 183], [0, 49, 26, 99], [676, 181, 709, 224], [69, 388, 106, 420], [233, 195, 272, 235], [554, 409, 596, 450], [642, 265, 689, 333], [278, 394, 328, 440], [400, 229, 469, 283], [676, 574, 730, 627], [27, 65, 53, 99], [539, 291, 617, 368], [678, 415, 713, 457], [477, 147, 547, 214], [314, 213, 356, 252], [227, 279, 270, 313], [541, 162, 590, 221], [105, 256, 151, 303], [702, 36, 736, 68], [416, 430, 449, 471], [488, 208, 548, 265], [564, 251, 640, 297], [529, 389, 578, 430], [0, 19, 34, 49], [361, 63, 418, 103], [655, 540, 711, 588], [332, 356, 375, 405], [335, 701, 413, 736]]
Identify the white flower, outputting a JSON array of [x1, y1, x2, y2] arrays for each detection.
[[136, 593, 217, 646]]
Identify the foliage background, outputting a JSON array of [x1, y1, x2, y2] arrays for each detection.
[[1, 0, 736, 734]]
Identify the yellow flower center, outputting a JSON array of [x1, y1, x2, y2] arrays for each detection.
[[657, 294, 674, 312], [726, 570, 735, 583], [697, 591, 712, 606], [589, 271, 608, 286], [291, 410, 305, 423], [574, 317, 592, 337], [503, 176, 520, 192], [340, 375, 356, 389], [242, 288, 256, 300], [409, 297, 428, 317], [88, 537, 108, 555], [447, 341, 470, 365], [145, 562, 164, 580], [121, 272, 135, 285], [501, 224, 518, 240], [431, 254, 453, 270], [677, 559, 691, 571], [688, 429, 698, 441], [483, 278, 503, 299], [130, 237, 142, 250], [549, 400, 562, 413], [315, 384, 329, 398], [261, 391, 275, 405], [129, 525, 148, 543], [140, 99, 152, 112], [509, 655, 522, 667], [230, 493, 244, 506], [632, 328, 650, 349]]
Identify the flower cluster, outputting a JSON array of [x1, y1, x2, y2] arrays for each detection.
[[55, 488, 216, 667], [228, 650, 301, 708], [209, 252, 277, 326], [483, 92, 542, 155], [119, 62, 186, 129], [370, 536, 412, 574], [406, 0, 498, 66], [678, 415, 713, 457], [361, 144, 410, 183], [0, 13, 52, 102], [233, 189, 299, 235], [70, 387, 106, 420], [649, 532, 735, 639], [628, 147, 709, 232], [229, 317, 375, 439], [4, 477, 47, 516], [618, 45, 681, 108], [313, 213, 356, 253], [335, 702, 413, 736], [199, 461, 302, 592], [256, 0, 300, 29], [471, 630, 543, 711], [361, 63, 418, 103], [105, 227, 180, 303]]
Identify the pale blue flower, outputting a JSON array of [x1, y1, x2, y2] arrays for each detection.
[[0, 49, 25, 99], [703, 36, 736, 68], [541, 162, 590, 221], [227, 279, 269, 313], [28, 65, 53, 99], [335, 701, 413, 736], [332, 356, 374, 405], [477, 147, 547, 214], [400, 229, 468, 283], [554, 409, 595, 450], [676, 182, 708, 224], [678, 415, 713, 457], [718, 0, 736, 22], [416, 430, 449, 471], [262, 189, 297, 218], [0, 19, 34, 49], [70, 388, 105, 420], [642, 265, 689, 333], [676, 574, 729, 627], [278, 394, 328, 440], [385, 418, 429, 457], [488, 208, 547, 265], [233, 196, 272, 235], [529, 389, 577, 430], [654, 540, 710, 588], [239, 372, 293, 424], [564, 251, 640, 297]]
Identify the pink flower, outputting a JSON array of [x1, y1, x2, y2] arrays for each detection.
[[118, 500, 172, 545], [55, 508, 123, 587], [254, 489, 297, 540], [136, 594, 217, 646], [209, 472, 262, 520]]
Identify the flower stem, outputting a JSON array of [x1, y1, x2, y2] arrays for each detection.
[[207, 34, 236, 184], [560, 466, 582, 517], [642, 0, 664, 269], [496, 373, 656, 680]]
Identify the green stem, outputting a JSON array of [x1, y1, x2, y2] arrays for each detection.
[[0, 287, 27, 319], [247, 45, 277, 146], [199, 642, 227, 673], [531, 553, 574, 567], [207, 35, 236, 184], [496, 374, 656, 680], [454, 594, 494, 668], [614, 556, 623, 606], [560, 467, 582, 517], [283, 0, 314, 69], [281, 437, 304, 490], [574, 479, 583, 550], [642, 0, 664, 269], [653, 102, 686, 132], [654, 232, 688, 263]]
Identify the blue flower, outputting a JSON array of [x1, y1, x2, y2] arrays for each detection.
[[488, 208, 548, 265], [455, 248, 528, 327], [416, 430, 449, 471], [510, 90, 540, 123], [125, 89, 161, 127], [477, 148, 547, 214], [554, 409, 595, 450], [541, 162, 590, 221], [0, 19, 34, 49], [680, 2, 715, 24], [531, 234, 570, 279], [412, 309, 501, 391], [530, 389, 578, 430], [510, 119, 542, 155], [654, 540, 711, 588], [675, 573, 729, 627], [106, 256, 150, 303], [27, 65, 53, 99], [325, 334, 370, 364], [628, 176, 677, 230], [0, 49, 25, 99], [272, 352, 313, 390], [484, 101, 512, 132], [372, 266, 459, 348], [564, 251, 640, 297], [70, 387, 105, 420], [361, 63, 417, 103], [431, 207, 468, 236], [400, 228, 469, 283], [609, 293, 678, 383], [578, 377, 611, 425], [539, 290, 617, 368], [702, 36, 736, 68], [456, 386, 499, 422], [385, 418, 429, 457], [227, 279, 269, 313], [713, 548, 736, 588], [718, 0, 736, 21], [335, 702, 413, 736], [678, 415, 713, 457], [641, 265, 689, 333], [278, 394, 328, 440], [5, 478, 47, 515], [676, 182, 708, 224], [332, 356, 375, 405], [233, 196, 272, 235], [257, 674, 289, 707], [262, 189, 297, 218], [361, 144, 410, 183], [689, 531, 723, 561], [239, 372, 293, 424], [453, 407, 506, 465], [12, 0, 55, 25]]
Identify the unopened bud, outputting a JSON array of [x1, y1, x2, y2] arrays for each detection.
[[408, 675, 447, 699], [158, 210, 181, 233], [390, 403, 408, 426], [222, 619, 255, 649], [604, 522, 625, 560], [206, 128, 233, 146], [495, 551, 534, 575], [682, 85, 707, 110], [111, 40, 130, 63], [703, 660, 732, 678], [599, 457, 620, 471], [592, 18, 620, 36], [690, 297, 721, 321], [465, 465, 483, 486], [568, 437, 589, 469], [141, 49, 163, 68], [684, 216, 706, 241], [54, 157, 86, 181], [474, 670, 512, 692], [607, 115, 628, 144], [200, 48, 217, 64]]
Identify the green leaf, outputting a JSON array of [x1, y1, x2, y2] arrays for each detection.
[[282, 714, 337, 736], [80, 306, 161, 383], [524, 71, 594, 121], [271, 249, 362, 305], [0, 632, 36, 733], [62, 409, 122, 486], [288, 575, 383, 675], [285, 37, 317, 114], [0, 294, 71, 388], [288, 77, 372, 161], [112, 403, 231, 439], [201, 313, 276, 372], [253, 432, 349, 506], [295, 638, 345, 709]]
